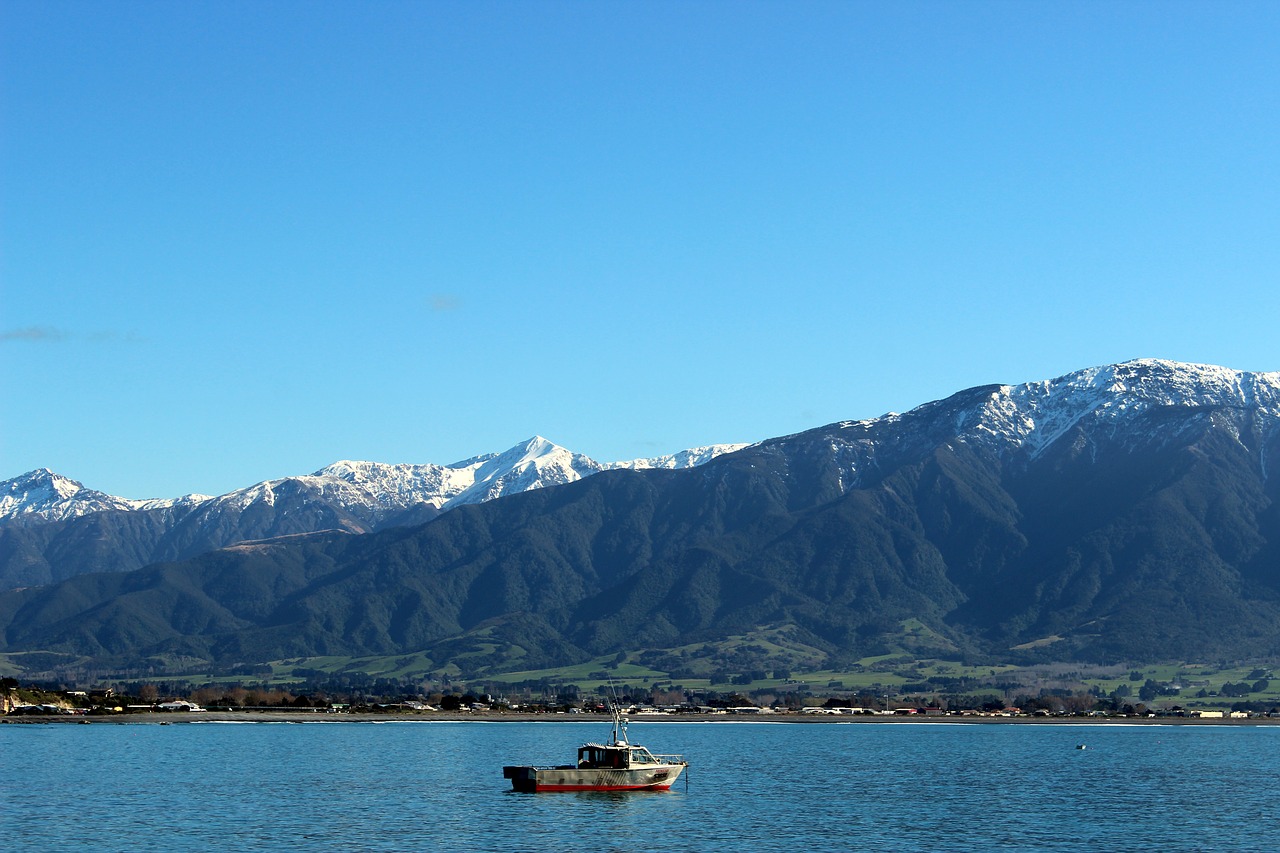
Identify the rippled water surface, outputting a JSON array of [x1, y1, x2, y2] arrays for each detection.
[[5, 720, 1277, 850]]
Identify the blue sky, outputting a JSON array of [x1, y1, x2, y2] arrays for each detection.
[[3, 1, 1278, 499]]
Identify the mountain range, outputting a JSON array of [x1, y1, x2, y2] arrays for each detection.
[[2, 359, 1279, 680], [0, 437, 745, 590]]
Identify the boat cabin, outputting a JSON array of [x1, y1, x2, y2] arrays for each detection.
[[578, 743, 660, 769]]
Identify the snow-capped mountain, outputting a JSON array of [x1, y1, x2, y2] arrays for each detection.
[[314, 436, 608, 516], [9, 358, 1280, 676], [777, 359, 1280, 497], [0, 436, 749, 527], [229, 436, 749, 527], [951, 358, 1280, 457], [0, 468, 208, 524], [149, 357, 1275, 536], [608, 444, 736, 471], [0, 469, 124, 522], [9, 359, 1277, 528], [0, 436, 747, 589], [6, 359, 1278, 596], [8, 358, 1280, 676]]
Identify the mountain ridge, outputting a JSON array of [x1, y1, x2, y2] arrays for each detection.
[[2, 435, 748, 524], [0, 437, 747, 590], [2, 358, 1278, 679]]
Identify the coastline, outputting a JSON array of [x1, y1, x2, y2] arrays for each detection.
[[5, 710, 1277, 726]]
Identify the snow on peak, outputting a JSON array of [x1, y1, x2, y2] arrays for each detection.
[[105, 436, 747, 524], [128, 493, 214, 512], [2, 468, 81, 506], [0, 436, 741, 528], [952, 359, 1280, 457], [812, 359, 1280, 499], [1030, 359, 1279, 408], [314, 458, 473, 512], [7, 361, 1274, 527], [0, 468, 134, 522], [451, 437, 601, 505], [608, 443, 750, 470]]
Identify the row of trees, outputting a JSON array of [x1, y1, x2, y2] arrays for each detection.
[[10, 666, 1278, 717]]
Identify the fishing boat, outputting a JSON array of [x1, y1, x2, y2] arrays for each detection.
[[503, 705, 688, 792]]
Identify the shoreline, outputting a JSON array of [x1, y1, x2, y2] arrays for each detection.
[[5, 710, 1277, 726]]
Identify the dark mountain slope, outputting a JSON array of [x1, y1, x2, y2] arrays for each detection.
[[2, 360, 1279, 675], [953, 405, 1280, 659], [0, 509, 176, 589], [0, 484, 423, 591], [2, 439, 978, 668], [0, 531, 359, 659]]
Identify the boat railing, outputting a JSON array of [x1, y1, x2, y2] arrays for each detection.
[[650, 753, 688, 765]]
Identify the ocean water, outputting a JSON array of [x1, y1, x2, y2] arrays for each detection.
[[4, 719, 1277, 851]]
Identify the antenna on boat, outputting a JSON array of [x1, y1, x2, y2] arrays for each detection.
[[606, 678, 629, 746]]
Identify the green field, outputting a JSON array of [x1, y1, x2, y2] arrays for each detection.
[[6, 626, 1276, 711], [193, 649, 1274, 712]]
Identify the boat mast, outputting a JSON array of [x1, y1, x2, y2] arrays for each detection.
[[609, 699, 630, 745], [607, 682, 628, 746]]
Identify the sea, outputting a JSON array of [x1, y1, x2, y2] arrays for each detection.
[[4, 719, 1277, 851]]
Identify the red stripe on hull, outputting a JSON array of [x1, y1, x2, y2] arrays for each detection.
[[530, 783, 674, 792]]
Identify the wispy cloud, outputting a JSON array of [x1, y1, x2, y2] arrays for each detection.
[[0, 326, 68, 343], [429, 294, 461, 313], [0, 326, 145, 344]]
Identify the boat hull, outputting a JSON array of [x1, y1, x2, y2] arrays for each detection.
[[503, 763, 685, 793]]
